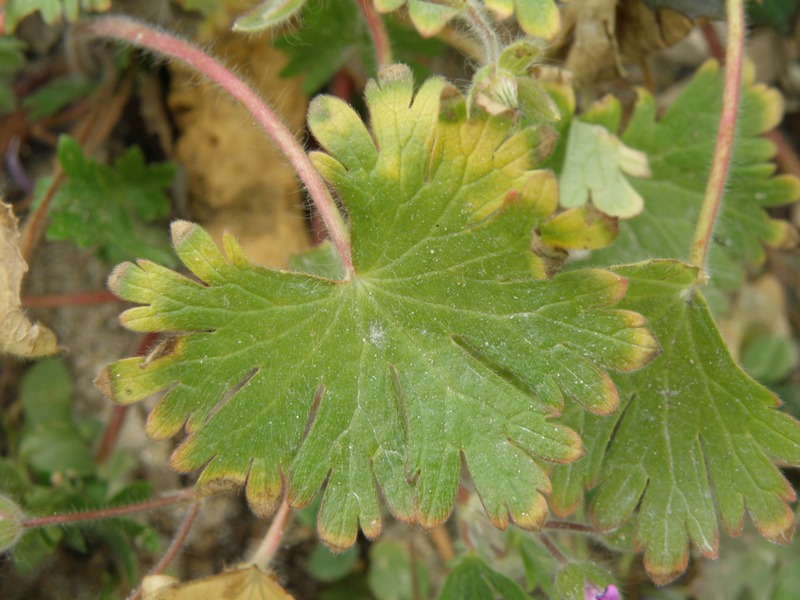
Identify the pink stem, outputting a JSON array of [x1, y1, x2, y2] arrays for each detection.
[[22, 290, 121, 307], [355, 0, 393, 69], [247, 498, 293, 569], [127, 502, 201, 600], [689, 0, 745, 276], [80, 16, 354, 278]]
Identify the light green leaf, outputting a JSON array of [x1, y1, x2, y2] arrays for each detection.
[[99, 66, 658, 549], [407, 0, 465, 38], [554, 562, 616, 600], [583, 60, 800, 298], [233, 0, 307, 32], [437, 554, 528, 600], [559, 121, 650, 218], [513, 0, 560, 39], [552, 260, 800, 585]]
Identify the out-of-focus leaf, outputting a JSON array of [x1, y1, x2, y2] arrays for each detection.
[[45, 135, 177, 266], [307, 544, 359, 582], [437, 554, 528, 600], [554, 562, 617, 600], [4, 0, 112, 32], [274, 0, 443, 94], [742, 334, 797, 384], [748, 0, 800, 35], [367, 539, 429, 600], [22, 77, 95, 121], [0, 201, 59, 357], [233, 0, 308, 31]]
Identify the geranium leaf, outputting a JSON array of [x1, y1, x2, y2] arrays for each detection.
[[274, 0, 443, 94], [551, 260, 800, 585], [98, 66, 658, 549], [582, 60, 800, 300], [45, 136, 177, 266]]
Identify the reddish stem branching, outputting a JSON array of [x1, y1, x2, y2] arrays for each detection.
[[127, 502, 201, 600], [21, 489, 194, 529], [356, 0, 393, 69], [543, 520, 597, 533], [22, 291, 120, 307], [247, 498, 293, 570], [79, 16, 354, 278]]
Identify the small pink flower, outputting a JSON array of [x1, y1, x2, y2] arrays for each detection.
[[584, 583, 620, 600]]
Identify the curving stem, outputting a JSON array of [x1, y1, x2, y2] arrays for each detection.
[[688, 0, 745, 280], [79, 16, 355, 279]]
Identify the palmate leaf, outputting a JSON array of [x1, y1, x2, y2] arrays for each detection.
[[274, 0, 443, 94], [551, 261, 800, 584], [98, 65, 658, 548], [581, 60, 800, 306]]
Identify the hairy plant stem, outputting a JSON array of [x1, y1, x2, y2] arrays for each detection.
[[356, 0, 393, 69], [21, 489, 194, 529], [81, 16, 355, 279], [22, 290, 120, 307], [463, 0, 501, 64], [128, 502, 201, 600], [543, 520, 597, 534], [247, 498, 293, 569], [688, 0, 745, 279], [539, 533, 568, 564]]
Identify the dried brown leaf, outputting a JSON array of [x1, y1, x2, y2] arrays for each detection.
[[0, 201, 59, 357]]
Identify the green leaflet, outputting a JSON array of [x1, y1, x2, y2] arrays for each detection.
[[551, 261, 800, 585], [99, 66, 657, 548], [4, 0, 111, 31], [581, 60, 800, 304]]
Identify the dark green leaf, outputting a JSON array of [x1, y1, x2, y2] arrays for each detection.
[[437, 553, 528, 600], [46, 135, 177, 266]]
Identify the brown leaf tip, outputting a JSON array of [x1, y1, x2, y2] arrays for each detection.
[[170, 220, 195, 246]]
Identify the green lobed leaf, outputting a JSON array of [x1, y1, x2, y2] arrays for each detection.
[[22, 76, 96, 121], [99, 65, 658, 549], [551, 260, 800, 585], [580, 60, 800, 302], [437, 553, 528, 600], [274, 0, 444, 94], [45, 135, 177, 266], [4, 0, 112, 32]]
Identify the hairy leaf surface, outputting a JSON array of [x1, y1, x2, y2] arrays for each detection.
[[581, 61, 800, 302], [551, 261, 800, 584], [99, 66, 657, 548]]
